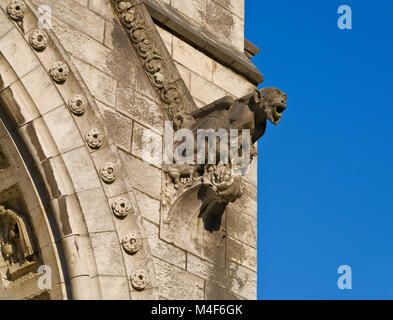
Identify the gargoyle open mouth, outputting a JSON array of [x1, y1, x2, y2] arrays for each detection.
[[272, 105, 285, 124]]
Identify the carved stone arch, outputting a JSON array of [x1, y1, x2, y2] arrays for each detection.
[[0, 1, 159, 299]]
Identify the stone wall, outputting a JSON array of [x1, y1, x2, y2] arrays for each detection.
[[0, 0, 259, 300]]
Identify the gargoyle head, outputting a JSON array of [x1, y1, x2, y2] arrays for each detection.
[[254, 87, 288, 125]]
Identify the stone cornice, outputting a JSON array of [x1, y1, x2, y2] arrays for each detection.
[[142, 0, 264, 85]]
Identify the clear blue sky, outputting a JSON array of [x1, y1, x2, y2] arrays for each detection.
[[245, 0, 393, 300]]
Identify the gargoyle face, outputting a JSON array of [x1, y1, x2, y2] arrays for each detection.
[[255, 87, 288, 125]]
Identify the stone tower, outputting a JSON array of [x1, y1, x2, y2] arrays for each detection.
[[0, 0, 264, 299]]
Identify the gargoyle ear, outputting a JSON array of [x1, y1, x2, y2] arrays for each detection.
[[253, 89, 262, 103]]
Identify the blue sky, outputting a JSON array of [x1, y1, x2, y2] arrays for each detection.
[[245, 0, 393, 299]]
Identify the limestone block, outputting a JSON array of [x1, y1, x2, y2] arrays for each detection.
[[227, 237, 257, 271], [71, 57, 117, 107], [31, 0, 105, 42], [0, 28, 40, 78], [43, 105, 85, 153], [214, 0, 244, 20], [153, 258, 204, 300], [0, 9, 13, 38], [90, 231, 126, 276], [77, 187, 116, 233], [88, 0, 114, 20], [229, 182, 257, 219], [134, 190, 160, 224], [228, 261, 257, 299], [173, 36, 215, 81], [36, 155, 76, 199], [51, 19, 113, 77], [117, 91, 163, 135], [17, 117, 58, 162], [98, 100, 133, 152], [20, 66, 64, 115], [212, 62, 255, 98], [206, 0, 244, 51], [120, 151, 162, 200], [104, 20, 115, 49], [171, 0, 206, 26], [205, 281, 242, 300], [142, 219, 186, 269], [0, 53, 18, 90], [186, 253, 226, 283], [174, 62, 191, 91], [155, 24, 173, 54], [227, 207, 257, 248], [97, 276, 130, 300], [131, 122, 162, 168], [190, 72, 227, 105], [61, 146, 102, 192]]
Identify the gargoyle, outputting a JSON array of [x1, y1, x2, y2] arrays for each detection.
[[164, 87, 288, 232], [173, 87, 288, 162]]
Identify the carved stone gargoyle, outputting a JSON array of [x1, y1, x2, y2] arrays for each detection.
[[162, 88, 288, 233]]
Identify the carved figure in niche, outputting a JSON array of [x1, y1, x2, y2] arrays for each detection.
[[0, 205, 34, 265]]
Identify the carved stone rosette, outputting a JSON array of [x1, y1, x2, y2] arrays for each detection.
[[49, 61, 69, 84], [85, 128, 103, 149], [122, 233, 141, 255], [68, 95, 87, 115], [111, 197, 132, 218], [7, 0, 26, 22], [29, 30, 48, 52], [100, 163, 117, 184], [130, 269, 148, 291]]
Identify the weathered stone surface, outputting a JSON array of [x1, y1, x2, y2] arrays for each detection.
[[77, 188, 116, 233], [227, 237, 257, 271], [153, 258, 204, 300], [134, 190, 160, 224], [71, 57, 117, 107], [120, 151, 162, 199], [131, 122, 162, 168], [97, 276, 130, 300], [228, 261, 257, 299], [90, 231, 126, 276], [190, 72, 227, 105], [227, 207, 257, 248], [143, 219, 186, 269], [0, 28, 40, 78], [98, 100, 133, 152], [31, 0, 105, 42], [43, 105, 85, 153], [20, 66, 64, 114]]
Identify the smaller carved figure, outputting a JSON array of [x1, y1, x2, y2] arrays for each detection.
[[0, 206, 34, 265]]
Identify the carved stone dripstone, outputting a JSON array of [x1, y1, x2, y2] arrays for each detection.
[[85, 128, 103, 149], [122, 233, 141, 255], [68, 95, 87, 115], [111, 197, 131, 218], [29, 30, 48, 52], [130, 269, 148, 291], [110, 0, 186, 117], [49, 62, 69, 84], [7, 0, 26, 22], [101, 163, 117, 184]]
